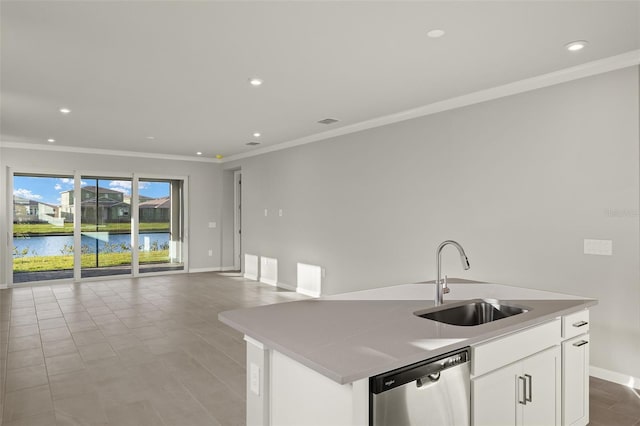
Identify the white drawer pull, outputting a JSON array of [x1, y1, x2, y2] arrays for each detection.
[[573, 340, 589, 347], [572, 321, 588, 328]]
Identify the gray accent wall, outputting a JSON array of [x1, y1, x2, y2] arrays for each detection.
[[225, 66, 640, 379], [0, 149, 226, 277]]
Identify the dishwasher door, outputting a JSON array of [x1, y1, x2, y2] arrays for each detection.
[[370, 348, 470, 426]]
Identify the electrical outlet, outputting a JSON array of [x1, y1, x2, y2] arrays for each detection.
[[584, 239, 613, 256], [278, 209, 283, 217], [208, 222, 216, 228], [264, 209, 268, 217], [208, 249, 213, 256]]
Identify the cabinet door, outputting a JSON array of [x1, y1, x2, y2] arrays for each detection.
[[472, 362, 520, 426], [562, 335, 589, 426], [521, 346, 561, 426]]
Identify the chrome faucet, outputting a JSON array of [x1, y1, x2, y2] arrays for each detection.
[[435, 240, 470, 306]]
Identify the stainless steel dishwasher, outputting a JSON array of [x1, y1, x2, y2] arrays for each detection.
[[370, 347, 470, 426]]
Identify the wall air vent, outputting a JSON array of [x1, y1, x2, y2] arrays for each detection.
[[317, 118, 339, 125], [246, 141, 261, 146]]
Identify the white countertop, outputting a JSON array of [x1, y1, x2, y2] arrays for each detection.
[[219, 282, 596, 384]]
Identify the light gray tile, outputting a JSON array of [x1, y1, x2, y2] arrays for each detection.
[[3, 385, 54, 423], [49, 370, 94, 401], [40, 327, 71, 343], [65, 320, 97, 333], [53, 392, 108, 425], [2, 411, 57, 426], [77, 342, 116, 362], [45, 353, 85, 376], [104, 400, 165, 426], [8, 335, 42, 352], [71, 329, 105, 346], [7, 347, 45, 370], [37, 317, 67, 330], [42, 339, 78, 358], [6, 365, 49, 392]]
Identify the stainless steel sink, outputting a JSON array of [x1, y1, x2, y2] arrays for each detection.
[[414, 299, 529, 326]]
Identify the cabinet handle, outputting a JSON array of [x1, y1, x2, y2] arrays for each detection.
[[572, 321, 588, 328], [518, 376, 527, 405], [525, 374, 532, 402], [573, 340, 589, 347]]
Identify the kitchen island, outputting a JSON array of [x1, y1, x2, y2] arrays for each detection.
[[219, 282, 595, 425]]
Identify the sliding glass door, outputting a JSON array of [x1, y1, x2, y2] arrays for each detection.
[[80, 178, 132, 278], [12, 174, 75, 283], [9, 172, 186, 284], [138, 179, 184, 273]]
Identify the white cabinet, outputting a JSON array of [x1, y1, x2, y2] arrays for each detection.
[[561, 310, 590, 426], [472, 346, 561, 426]]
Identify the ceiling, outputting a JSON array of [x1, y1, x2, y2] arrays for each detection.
[[1, 1, 639, 161]]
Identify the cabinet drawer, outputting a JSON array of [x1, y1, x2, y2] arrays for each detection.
[[562, 310, 589, 339], [471, 319, 561, 377]]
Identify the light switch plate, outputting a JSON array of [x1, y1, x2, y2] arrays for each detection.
[[584, 239, 613, 256], [250, 363, 260, 396], [208, 222, 216, 228]]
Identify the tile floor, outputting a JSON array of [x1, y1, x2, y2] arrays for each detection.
[[1, 272, 639, 425], [0, 272, 307, 426]]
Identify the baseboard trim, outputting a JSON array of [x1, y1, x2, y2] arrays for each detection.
[[260, 277, 278, 286], [0, 283, 7, 289], [220, 266, 238, 272], [590, 366, 640, 389], [189, 267, 223, 273], [276, 281, 297, 292], [296, 287, 321, 298]]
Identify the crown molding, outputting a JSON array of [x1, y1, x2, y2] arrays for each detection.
[[222, 49, 640, 163], [0, 141, 222, 164]]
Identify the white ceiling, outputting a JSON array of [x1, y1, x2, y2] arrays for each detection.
[[1, 1, 639, 161]]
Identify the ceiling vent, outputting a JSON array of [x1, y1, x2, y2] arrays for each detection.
[[317, 118, 339, 125], [246, 141, 261, 146]]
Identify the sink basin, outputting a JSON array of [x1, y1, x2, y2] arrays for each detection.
[[414, 299, 529, 326]]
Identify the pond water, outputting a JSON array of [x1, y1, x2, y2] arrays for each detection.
[[13, 233, 170, 257]]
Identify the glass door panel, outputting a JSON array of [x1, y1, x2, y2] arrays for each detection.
[[138, 179, 184, 273], [80, 178, 132, 278], [12, 174, 75, 283]]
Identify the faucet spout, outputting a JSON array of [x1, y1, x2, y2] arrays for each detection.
[[435, 240, 470, 306]]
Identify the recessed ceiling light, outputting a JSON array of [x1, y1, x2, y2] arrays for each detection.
[[146, 136, 155, 140], [59, 108, 71, 114], [249, 78, 263, 86], [253, 132, 261, 138], [565, 40, 588, 52], [427, 29, 445, 38], [196, 151, 203, 156], [47, 138, 55, 143]]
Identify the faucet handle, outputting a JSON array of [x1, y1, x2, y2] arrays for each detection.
[[443, 275, 450, 294]]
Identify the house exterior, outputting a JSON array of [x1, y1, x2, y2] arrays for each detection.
[[139, 197, 170, 222], [59, 186, 168, 224], [60, 186, 130, 224], [13, 196, 61, 224]]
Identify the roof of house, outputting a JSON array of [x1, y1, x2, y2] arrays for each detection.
[[138, 197, 170, 209]]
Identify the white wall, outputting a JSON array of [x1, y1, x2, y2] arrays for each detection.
[[0, 149, 227, 281], [225, 67, 640, 380]]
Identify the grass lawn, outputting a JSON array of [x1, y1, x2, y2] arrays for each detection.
[[13, 222, 170, 235], [13, 250, 171, 272]]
